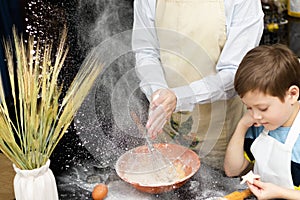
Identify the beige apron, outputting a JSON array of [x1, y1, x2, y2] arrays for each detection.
[[155, 0, 244, 169]]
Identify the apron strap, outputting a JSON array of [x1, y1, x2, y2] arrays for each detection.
[[262, 128, 269, 136]]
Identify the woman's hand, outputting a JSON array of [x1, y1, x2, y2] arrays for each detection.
[[146, 89, 177, 138]]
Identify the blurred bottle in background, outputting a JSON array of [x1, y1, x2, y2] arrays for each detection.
[[287, 0, 300, 18], [261, 0, 288, 44]]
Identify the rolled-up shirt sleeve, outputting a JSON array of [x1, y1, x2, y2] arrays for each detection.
[[132, 0, 168, 100]]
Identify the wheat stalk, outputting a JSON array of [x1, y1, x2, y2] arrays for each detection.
[[0, 27, 103, 170]]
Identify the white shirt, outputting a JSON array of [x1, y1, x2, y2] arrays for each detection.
[[133, 0, 264, 112]]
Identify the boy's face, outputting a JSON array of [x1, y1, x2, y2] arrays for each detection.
[[242, 89, 296, 130]]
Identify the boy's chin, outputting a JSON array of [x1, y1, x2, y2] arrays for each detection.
[[263, 124, 278, 131]]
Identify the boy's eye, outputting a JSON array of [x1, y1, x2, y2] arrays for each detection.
[[246, 107, 252, 110], [259, 107, 268, 112]]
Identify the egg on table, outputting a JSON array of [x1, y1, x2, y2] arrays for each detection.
[[92, 183, 108, 200]]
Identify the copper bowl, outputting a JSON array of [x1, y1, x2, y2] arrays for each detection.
[[115, 143, 200, 194]]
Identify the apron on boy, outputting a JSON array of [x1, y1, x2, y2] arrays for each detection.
[[251, 109, 300, 189], [155, 0, 244, 169]]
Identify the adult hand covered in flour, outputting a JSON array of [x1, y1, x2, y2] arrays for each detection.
[[146, 89, 176, 138]]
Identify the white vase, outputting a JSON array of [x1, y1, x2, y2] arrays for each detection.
[[13, 159, 59, 200]]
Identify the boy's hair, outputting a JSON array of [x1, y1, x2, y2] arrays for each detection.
[[234, 44, 300, 101]]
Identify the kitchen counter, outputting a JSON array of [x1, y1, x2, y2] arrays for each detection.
[[55, 156, 252, 200]]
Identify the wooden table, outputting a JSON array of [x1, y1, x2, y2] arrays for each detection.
[[0, 153, 15, 200]]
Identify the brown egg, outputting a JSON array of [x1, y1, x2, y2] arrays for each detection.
[[92, 183, 108, 200]]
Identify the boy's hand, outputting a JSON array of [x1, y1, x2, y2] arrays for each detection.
[[247, 179, 283, 200], [240, 111, 262, 128]]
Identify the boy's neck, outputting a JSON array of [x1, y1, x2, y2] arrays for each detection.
[[283, 102, 300, 127]]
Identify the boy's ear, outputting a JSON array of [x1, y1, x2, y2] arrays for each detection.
[[287, 85, 299, 103]]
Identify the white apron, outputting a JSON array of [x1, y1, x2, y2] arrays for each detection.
[[155, 0, 245, 169], [251, 110, 300, 189]]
